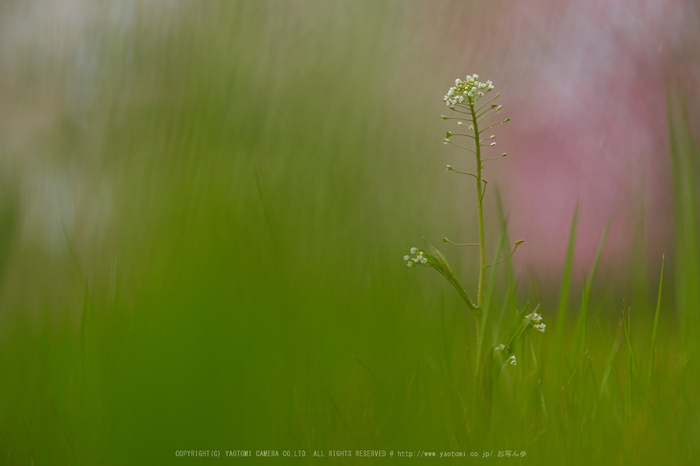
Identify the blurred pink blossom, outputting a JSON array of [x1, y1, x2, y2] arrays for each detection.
[[446, 0, 700, 282]]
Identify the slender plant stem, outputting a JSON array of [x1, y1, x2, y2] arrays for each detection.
[[470, 102, 486, 342]]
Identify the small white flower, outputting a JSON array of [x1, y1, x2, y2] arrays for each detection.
[[410, 247, 417, 254], [496, 344, 505, 352], [534, 324, 546, 333], [407, 261, 413, 267], [404, 255, 410, 261], [444, 75, 496, 106], [490, 142, 496, 146], [509, 355, 517, 366]]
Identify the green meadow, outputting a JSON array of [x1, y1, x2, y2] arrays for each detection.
[[1, 2, 698, 464]]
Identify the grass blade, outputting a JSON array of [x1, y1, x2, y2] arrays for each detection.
[[599, 319, 624, 400], [572, 220, 610, 364], [622, 305, 639, 418], [553, 204, 579, 394], [646, 255, 664, 394]]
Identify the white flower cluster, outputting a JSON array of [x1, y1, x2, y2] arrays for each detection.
[[495, 344, 517, 365], [443, 74, 494, 108], [527, 312, 546, 333], [495, 345, 516, 365], [404, 247, 427, 267]]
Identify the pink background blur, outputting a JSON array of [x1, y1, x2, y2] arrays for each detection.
[[431, 0, 700, 281]]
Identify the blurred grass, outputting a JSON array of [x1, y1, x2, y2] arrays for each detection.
[[0, 1, 698, 465]]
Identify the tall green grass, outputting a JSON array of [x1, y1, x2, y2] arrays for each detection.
[[0, 2, 698, 464]]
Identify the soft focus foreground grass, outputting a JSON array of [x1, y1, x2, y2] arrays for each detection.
[[0, 2, 698, 464]]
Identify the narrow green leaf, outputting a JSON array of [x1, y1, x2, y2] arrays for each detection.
[[599, 319, 624, 400], [553, 204, 579, 393], [646, 255, 665, 394]]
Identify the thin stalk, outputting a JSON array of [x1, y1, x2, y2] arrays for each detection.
[[646, 255, 664, 394], [470, 103, 487, 322]]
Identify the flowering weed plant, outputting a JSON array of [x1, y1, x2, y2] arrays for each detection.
[[406, 74, 543, 365]]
